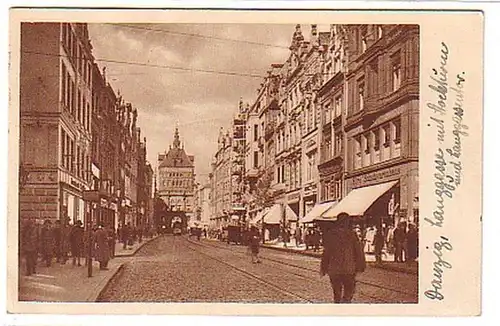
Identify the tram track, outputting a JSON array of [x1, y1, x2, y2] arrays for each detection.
[[184, 239, 314, 303], [186, 237, 417, 303]]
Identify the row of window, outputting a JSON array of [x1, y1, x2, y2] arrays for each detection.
[[352, 119, 401, 170], [161, 179, 192, 188], [353, 51, 402, 114], [162, 172, 191, 178], [321, 130, 343, 163], [61, 23, 92, 86], [320, 179, 343, 203], [61, 129, 91, 181], [61, 62, 91, 131], [275, 159, 302, 191], [323, 95, 343, 124]]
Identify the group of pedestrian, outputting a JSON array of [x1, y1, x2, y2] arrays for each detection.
[[117, 223, 153, 250], [390, 221, 419, 263], [20, 218, 118, 276]]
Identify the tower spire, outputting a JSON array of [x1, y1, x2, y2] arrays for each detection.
[[173, 127, 180, 149]]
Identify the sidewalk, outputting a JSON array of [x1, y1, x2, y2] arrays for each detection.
[[18, 259, 123, 302], [18, 235, 160, 302], [262, 241, 418, 275]]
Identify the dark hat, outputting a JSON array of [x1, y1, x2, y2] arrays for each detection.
[[75, 220, 83, 226]]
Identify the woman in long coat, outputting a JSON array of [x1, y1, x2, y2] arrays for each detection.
[[94, 225, 110, 270]]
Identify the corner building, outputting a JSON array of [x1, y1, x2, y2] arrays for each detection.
[[19, 23, 94, 224]]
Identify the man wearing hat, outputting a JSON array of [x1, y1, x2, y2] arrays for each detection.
[[70, 220, 84, 266], [320, 212, 366, 303]]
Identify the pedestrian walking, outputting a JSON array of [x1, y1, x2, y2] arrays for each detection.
[[117, 225, 122, 244], [70, 220, 84, 266], [406, 223, 418, 262], [108, 226, 116, 258], [21, 219, 39, 276], [39, 219, 53, 267], [52, 220, 63, 263], [295, 226, 303, 248], [121, 223, 130, 250], [248, 226, 261, 264], [373, 226, 385, 265], [138, 225, 143, 243], [393, 221, 407, 262], [320, 213, 366, 303], [313, 228, 321, 252], [94, 225, 110, 270]]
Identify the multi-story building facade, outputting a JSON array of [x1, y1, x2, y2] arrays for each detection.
[[241, 24, 419, 228], [209, 101, 248, 229], [209, 128, 232, 228], [317, 25, 348, 205], [157, 128, 195, 219], [91, 64, 120, 229], [341, 24, 420, 225], [19, 22, 152, 232], [137, 137, 154, 229], [194, 181, 211, 226], [19, 23, 94, 225]]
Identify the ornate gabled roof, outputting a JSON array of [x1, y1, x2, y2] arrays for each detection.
[[159, 128, 194, 168]]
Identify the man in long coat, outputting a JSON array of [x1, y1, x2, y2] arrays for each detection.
[[39, 219, 53, 267], [70, 220, 84, 266], [21, 219, 39, 276], [320, 213, 366, 303], [94, 225, 110, 270]]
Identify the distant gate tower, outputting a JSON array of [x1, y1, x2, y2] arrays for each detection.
[[157, 128, 195, 221]]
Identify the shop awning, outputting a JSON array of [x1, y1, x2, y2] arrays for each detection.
[[249, 208, 269, 225], [301, 201, 337, 224], [320, 181, 399, 220], [284, 204, 298, 221], [262, 204, 282, 224]]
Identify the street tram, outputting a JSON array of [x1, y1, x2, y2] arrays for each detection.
[[172, 216, 183, 236]]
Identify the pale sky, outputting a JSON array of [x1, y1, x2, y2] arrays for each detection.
[[87, 23, 317, 183]]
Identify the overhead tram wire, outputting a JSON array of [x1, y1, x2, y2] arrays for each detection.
[[105, 23, 291, 49], [21, 50, 266, 79]]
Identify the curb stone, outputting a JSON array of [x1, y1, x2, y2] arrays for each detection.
[[94, 263, 125, 302], [114, 235, 160, 257]]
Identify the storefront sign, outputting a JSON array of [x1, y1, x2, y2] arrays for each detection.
[[352, 167, 401, 188], [70, 178, 86, 191], [83, 190, 100, 202]]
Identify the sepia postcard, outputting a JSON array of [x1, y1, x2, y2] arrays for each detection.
[[7, 8, 483, 316]]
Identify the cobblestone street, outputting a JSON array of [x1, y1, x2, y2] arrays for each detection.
[[98, 235, 418, 303]]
